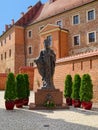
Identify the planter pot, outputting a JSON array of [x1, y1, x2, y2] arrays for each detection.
[[15, 99, 23, 108], [66, 97, 72, 106], [81, 101, 92, 110], [23, 98, 29, 106], [5, 101, 15, 110], [72, 99, 81, 108]]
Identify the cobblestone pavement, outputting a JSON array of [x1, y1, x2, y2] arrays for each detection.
[[0, 91, 98, 130]]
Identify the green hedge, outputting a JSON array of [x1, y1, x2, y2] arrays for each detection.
[[64, 74, 72, 98], [80, 74, 93, 102], [71, 74, 81, 100], [4, 72, 16, 101]]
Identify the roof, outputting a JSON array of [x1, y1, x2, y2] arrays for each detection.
[[29, 0, 95, 25], [39, 24, 68, 35]]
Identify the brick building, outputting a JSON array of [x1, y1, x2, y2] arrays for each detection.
[[0, 0, 98, 73], [0, 0, 98, 102]]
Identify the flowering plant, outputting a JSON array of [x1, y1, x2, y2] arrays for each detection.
[[43, 100, 55, 108]]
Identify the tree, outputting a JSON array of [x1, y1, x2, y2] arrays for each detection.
[[71, 74, 81, 100], [4, 72, 16, 101], [64, 74, 72, 98], [80, 74, 93, 102]]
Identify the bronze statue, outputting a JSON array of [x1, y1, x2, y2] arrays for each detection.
[[34, 38, 56, 89]]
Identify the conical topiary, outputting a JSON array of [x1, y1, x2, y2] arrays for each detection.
[[80, 74, 93, 102], [16, 74, 27, 100], [71, 74, 81, 100], [4, 72, 16, 110], [23, 74, 30, 98], [64, 74, 72, 105], [64, 74, 72, 98], [4, 72, 16, 101]]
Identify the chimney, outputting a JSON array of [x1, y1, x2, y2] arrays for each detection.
[[28, 6, 32, 11], [8, 24, 12, 28], [11, 19, 14, 25], [21, 12, 24, 17], [5, 25, 8, 31]]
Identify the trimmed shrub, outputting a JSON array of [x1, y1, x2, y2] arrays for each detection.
[[80, 74, 93, 102], [16, 74, 26, 99], [71, 74, 81, 100], [64, 74, 72, 98], [4, 72, 16, 101], [23, 74, 30, 98]]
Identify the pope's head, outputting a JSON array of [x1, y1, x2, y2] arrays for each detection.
[[44, 38, 51, 49]]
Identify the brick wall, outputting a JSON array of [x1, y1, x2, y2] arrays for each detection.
[[0, 73, 7, 90], [19, 66, 34, 90], [33, 50, 98, 103], [0, 67, 34, 90]]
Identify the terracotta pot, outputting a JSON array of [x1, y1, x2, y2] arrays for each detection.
[[66, 97, 72, 106], [72, 99, 81, 107], [23, 98, 29, 106], [5, 101, 15, 110], [15, 99, 23, 108], [81, 101, 92, 110]]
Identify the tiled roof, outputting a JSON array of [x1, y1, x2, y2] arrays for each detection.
[[56, 49, 98, 63], [29, 0, 95, 24]]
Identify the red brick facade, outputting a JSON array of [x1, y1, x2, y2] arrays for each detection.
[[34, 50, 98, 103], [0, 0, 98, 102]]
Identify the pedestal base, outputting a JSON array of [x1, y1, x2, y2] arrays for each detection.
[[35, 89, 63, 106]]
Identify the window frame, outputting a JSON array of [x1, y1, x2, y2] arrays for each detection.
[[28, 46, 32, 55], [87, 31, 96, 44], [27, 30, 32, 38], [39, 25, 44, 31], [86, 9, 95, 22], [72, 14, 80, 25], [56, 20, 63, 27], [73, 34, 80, 46]]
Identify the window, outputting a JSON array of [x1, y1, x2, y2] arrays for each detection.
[[73, 15, 79, 25], [1, 41, 3, 46], [87, 9, 95, 21], [47, 35, 52, 46], [28, 46, 32, 54], [73, 35, 80, 46], [9, 34, 11, 40], [28, 30, 32, 38], [30, 62, 34, 66], [9, 49, 11, 57], [4, 38, 6, 44], [56, 20, 62, 27], [1, 54, 3, 60], [5, 52, 6, 59], [88, 31, 96, 43], [39, 25, 44, 31]]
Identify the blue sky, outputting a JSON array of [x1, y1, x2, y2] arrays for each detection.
[[0, 0, 47, 35]]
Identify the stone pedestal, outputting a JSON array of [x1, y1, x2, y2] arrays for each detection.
[[35, 89, 63, 106]]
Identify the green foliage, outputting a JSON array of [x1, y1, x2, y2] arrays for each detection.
[[16, 74, 26, 99], [80, 74, 93, 102], [71, 74, 81, 100], [4, 72, 16, 101], [64, 74, 72, 98], [23, 74, 30, 98], [44, 100, 55, 108]]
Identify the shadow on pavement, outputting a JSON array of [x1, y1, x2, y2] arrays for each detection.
[[0, 107, 98, 130]]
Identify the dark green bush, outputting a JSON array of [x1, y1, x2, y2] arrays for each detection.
[[4, 72, 16, 101], [23, 74, 30, 98], [16, 74, 26, 99], [80, 74, 93, 102], [64, 74, 72, 98], [71, 74, 81, 100]]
